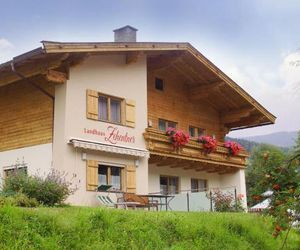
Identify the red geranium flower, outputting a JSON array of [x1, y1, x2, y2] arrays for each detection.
[[166, 127, 190, 149], [198, 135, 217, 154], [225, 141, 242, 156]]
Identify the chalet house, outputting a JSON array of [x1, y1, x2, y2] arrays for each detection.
[[0, 26, 275, 206]]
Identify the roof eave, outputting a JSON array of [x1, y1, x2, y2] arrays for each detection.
[[41, 41, 191, 53], [185, 44, 276, 125], [230, 121, 275, 131]]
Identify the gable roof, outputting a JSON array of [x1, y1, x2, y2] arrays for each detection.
[[113, 25, 138, 32], [0, 41, 276, 130]]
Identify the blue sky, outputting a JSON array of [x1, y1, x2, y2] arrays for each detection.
[[1, 0, 299, 137]]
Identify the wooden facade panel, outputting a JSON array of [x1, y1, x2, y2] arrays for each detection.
[[147, 71, 225, 140], [0, 79, 54, 152]]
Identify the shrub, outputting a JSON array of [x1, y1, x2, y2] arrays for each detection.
[[209, 189, 244, 212], [13, 193, 39, 207], [0, 193, 38, 207], [2, 169, 75, 206]]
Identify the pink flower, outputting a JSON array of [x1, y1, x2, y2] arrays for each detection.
[[225, 141, 242, 156], [166, 128, 190, 149], [198, 135, 217, 153]]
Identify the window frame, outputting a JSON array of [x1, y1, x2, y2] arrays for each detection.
[[188, 126, 205, 138], [3, 166, 28, 178], [158, 119, 177, 132], [98, 164, 124, 191], [98, 93, 124, 125], [160, 175, 180, 194], [191, 178, 208, 192]]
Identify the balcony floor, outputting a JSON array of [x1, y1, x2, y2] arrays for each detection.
[[149, 154, 238, 174]]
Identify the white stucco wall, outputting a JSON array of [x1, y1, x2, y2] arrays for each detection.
[[52, 54, 148, 205], [64, 54, 148, 149], [221, 169, 247, 207], [0, 143, 53, 188]]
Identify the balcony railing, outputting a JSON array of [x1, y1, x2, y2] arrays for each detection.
[[143, 128, 248, 169]]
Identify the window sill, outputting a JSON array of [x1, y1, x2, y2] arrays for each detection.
[[88, 117, 131, 128]]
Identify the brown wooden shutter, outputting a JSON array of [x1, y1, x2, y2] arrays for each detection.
[[86, 89, 99, 120], [125, 99, 136, 127], [86, 160, 99, 191], [126, 165, 136, 193]]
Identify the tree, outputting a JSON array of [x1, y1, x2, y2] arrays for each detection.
[[246, 144, 286, 206], [289, 130, 300, 163], [252, 130, 300, 248]]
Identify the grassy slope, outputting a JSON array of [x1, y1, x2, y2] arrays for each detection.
[[0, 206, 299, 250]]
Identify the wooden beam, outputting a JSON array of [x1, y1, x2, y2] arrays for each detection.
[[183, 164, 197, 170], [221, 107, 255, 124], [189, 81, 225, 101], [43, 41, 189, 53], [0, 53, 70, 87], [178, 57, 211, 84], [170, 162, 190, 168], [195, 167, 208, 172], [215, 87, 240, 109], [225, 114, 263, 128], [156, 159, 176, 167], [45, 69, 67, 84], [219, 168, 237, 175], [149, 155, 164, 164], [148, 52, 184, 71], [172, 63, 199, 83], [126, 52, 141, 64], [207, 168, 219, 173]]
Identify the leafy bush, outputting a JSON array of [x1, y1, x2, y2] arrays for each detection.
[[0, 193, 38, 207], [246, 144, 286, 206], [2, 169, 75, 206], [209, 189, 244, 212]]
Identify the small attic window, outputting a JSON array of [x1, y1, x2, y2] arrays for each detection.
[[155, 78, 164, 91]]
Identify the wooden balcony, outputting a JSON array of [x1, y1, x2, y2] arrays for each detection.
[[143, 128, 249, 174]]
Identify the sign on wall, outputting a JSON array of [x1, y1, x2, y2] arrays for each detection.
[[84, 126, 135, 145]]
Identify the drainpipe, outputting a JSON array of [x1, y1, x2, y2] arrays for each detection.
[[10, 61, 55, 100], [10, 61, 56, 151]]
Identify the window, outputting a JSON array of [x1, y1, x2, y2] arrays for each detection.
[[158, 119, 177, 131], [189, 126, 205, 138], [160, 176, 179, 194], [155, 78, 164, 91], [98, 96, 108, 120], [87, 89, 136, 127], [98, 165, 122, 190], [3, 166, 27, 178], [98, 94, 122, 124], [191, 178, 207, 192]]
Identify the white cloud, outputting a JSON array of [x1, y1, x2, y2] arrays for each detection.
[[224, 51, 300, 137], [0, 38, 14, 63], [0, 38, 14, 50], [279, 49, 300, 97]]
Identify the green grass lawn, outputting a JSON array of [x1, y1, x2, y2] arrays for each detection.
[[0, 206, 299, 250]]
